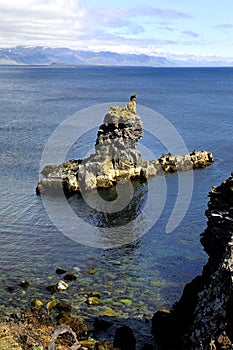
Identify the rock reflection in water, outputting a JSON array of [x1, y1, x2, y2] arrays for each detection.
[[68, 179, 148, 247]]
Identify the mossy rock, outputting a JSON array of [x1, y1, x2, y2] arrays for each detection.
[[120, 299, 132, 305], [100, 308, 116, 317], [87, 297, 103, 305], [46, 299, 57, 311], [31, 299, 44, 308], [88, 291, 101, 298], [87, 267, 96, 275]]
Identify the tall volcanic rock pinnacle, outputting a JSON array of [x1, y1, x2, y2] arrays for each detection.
[[36, 94, 214, 195], [152, 173, 233, 350], [78, 93, 144, 190]]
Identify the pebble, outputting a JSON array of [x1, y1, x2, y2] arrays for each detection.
[[87, 297, 103, 305], [120, 299, 132, 305], [55, 267, 67, 275], [46, 300, 57, 311], [31, 299, 44, 307], [64, 273, 78, 281], [88, 291, 101, 298], [100, 308, 116, 317], [57, 280, 69, 291], [18, 281, 30, 288], [87, 267, 96, 275]]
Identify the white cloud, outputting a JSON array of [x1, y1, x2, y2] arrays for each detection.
[[0, 0, 232, 61], [0, 0, 193, 49], [0, 0, 88, 47]]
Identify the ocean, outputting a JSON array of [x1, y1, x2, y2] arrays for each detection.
[[0, 65, 233, 344]]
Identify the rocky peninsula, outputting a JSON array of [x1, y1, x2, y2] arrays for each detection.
[[36, 94, 214, 195]]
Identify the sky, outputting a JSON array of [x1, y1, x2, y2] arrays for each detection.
[[0, 0, 233, 61]]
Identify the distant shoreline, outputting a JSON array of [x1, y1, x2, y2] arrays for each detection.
[[1, 64, 233, 68], [1, 46, 233, 67]]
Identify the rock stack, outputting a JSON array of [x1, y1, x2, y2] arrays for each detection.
[[36, 95, 214, 195], [152, 173, 233, 350]]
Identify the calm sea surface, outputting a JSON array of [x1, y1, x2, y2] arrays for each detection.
[[0, 66, 233, 343]]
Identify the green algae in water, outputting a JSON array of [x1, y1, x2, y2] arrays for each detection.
[[120, 299, 132, 305], [150, 280, 166, 286]]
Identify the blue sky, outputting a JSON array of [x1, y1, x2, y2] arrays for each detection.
[[0, 0, 233, 61]]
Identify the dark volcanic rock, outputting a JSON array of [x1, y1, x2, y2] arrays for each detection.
[[63, 272, 78, 281], [152, 173, 233, 350], [55, 267, 67, 275], [113, 325, 136, 350]]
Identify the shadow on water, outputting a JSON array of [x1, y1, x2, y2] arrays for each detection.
[[68, 178, 148, 226]]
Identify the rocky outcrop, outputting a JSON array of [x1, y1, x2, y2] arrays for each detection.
[[1, 307, 114, 350], [0, 325, 22, 350], [36, 95, 214, 196], [152, 173, 233, 350]]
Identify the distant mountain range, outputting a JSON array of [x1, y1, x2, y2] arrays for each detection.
[[0, 46, 232, 67]]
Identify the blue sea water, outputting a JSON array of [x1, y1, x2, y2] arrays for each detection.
[[0, 65, 233, 342]]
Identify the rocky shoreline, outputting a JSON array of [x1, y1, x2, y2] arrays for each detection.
[[152, 172, 233, 350], [0, 306, 111, 350], [0, 264, 151, 350]]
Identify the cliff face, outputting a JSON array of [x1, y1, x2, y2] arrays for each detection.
[[152, 173, 233, 350], [190, 174, 233, 349], [36, 98, 214, 195]]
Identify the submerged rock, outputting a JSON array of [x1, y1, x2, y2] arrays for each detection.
[[87, 267, 96, 275], [57, 280, 69, 291], [152, 172, 233, 349], [88, 291, 101, 298], [113, 325, 136, 350], [100, 308, 116, 317], [36, 95, 214, 195], [87, 296, 103, 305], [18, 280, 30, 288], [55, 267, 67, 275], [63, 272, 78, 281], [31, 299, 44, 308], [46, 299, 57, 311], [56, 301, 72, 313], [94, 316, 113, 329]]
